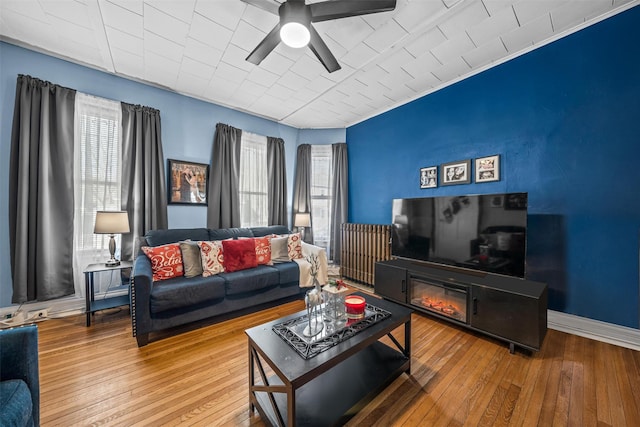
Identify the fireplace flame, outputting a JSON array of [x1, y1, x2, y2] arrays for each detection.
[[420, 297, 460, 317]]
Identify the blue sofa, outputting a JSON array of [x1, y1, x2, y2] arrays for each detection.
[[131, 225, 325, 346], [0, 324, 39, 427]]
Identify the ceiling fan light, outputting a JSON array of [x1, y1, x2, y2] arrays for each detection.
[[280, 22, 310, 48], [278, 1, 312, 48]]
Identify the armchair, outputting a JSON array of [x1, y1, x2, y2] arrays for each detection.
[[0, 324, 39, 427]]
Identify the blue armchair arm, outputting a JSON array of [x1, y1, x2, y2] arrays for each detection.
[[0, 324, 39, 426]]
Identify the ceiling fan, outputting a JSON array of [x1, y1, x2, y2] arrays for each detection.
[[241, 0, 397, 73]]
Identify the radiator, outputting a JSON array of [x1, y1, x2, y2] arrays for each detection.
[[340, 223, 392, 286]]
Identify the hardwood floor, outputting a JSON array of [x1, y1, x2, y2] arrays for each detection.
[[35, 295, 639, 426]]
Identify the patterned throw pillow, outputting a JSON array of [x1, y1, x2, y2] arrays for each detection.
[[254, 236, 272, 265], [197, 240, 225, 277], [141, 243, 184, 282], [222, 238, 258, 272], [287, 233, 303, 260]]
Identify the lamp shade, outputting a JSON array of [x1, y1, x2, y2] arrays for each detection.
[[394, 215, 408, 225], [294, 212, 311, 227], [94, 211, 130, 234]]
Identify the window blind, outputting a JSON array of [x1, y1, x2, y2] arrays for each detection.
[[239, 131, 268, 227], [311, 144, 333, 253]]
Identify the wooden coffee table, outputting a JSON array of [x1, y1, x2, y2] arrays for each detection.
[[245, 292, 412, 426]]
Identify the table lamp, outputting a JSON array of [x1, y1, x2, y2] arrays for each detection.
[[294, 212, 311, 241], [94, 210, 130, 267]]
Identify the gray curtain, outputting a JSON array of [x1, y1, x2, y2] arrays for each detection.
[[291, 144, 313, 242], [9, 75, 76, 303], [120, 103, 168, 260], [330, 143, 349, 263], [267, 136, 287, 226], [208, 123, 242, 229]]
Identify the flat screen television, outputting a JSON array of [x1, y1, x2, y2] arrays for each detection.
[[391, 193, 528, 278]]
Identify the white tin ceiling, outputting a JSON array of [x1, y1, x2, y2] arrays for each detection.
[[1, 0, 636, 128]]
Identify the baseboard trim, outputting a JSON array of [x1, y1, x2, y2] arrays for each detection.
[[548, 310, 640, 351], [0, 289, 128, 325]]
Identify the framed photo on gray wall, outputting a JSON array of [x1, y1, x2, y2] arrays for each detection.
[[440, 160, 471, 185], [475, 154, 500, 183], [420, 166, 437, 189]]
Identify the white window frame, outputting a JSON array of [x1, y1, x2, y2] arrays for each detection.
[[72, 93, 123, 297]]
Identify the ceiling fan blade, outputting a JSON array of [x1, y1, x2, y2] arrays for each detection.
[[308, 25, 341, 73], [310, 0, 396, 23], [246, 24, 281, 65], [240, 0, 280, 15]]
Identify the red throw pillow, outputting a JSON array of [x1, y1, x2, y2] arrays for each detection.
[[141, 243, 184, 281], [222, 238, 258, 272], [254, 236, 272, 265]]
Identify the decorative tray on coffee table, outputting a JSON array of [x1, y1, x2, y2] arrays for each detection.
[[272, 303, 391, 359]]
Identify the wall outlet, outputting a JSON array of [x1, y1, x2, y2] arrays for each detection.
[[26, 309, 49, 320], [1, 312, 26, 326]]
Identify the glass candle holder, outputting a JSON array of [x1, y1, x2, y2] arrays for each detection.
[[323, 287, 348, 322]]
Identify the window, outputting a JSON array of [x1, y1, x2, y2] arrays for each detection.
[[72, 93, 123, 296], [239, 132, 268, 227], [310, 145, 333, 254]]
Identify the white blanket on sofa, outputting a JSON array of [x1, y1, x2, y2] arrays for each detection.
[[293, 241, 329, 287]]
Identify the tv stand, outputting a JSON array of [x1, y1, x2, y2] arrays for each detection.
[[375, 259, 547, 352]]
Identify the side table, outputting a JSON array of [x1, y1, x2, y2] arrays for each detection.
[[83, 261, 132, 326]]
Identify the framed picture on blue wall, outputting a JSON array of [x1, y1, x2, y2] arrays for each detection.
[[475, 155, 500, 183], [440, 160, 471, 185], [168, 159, 208, 205], [420, 166, 437, 189]]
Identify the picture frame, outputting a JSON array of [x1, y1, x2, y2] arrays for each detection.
[[420, 166, 438, 189], [490, 195, 504, 208], [440, 159, 471, 186], [168, 159, 209, 205], [475, 154, 500, 183]]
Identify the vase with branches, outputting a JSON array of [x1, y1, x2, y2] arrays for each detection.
[[303, 253, 324, 337]]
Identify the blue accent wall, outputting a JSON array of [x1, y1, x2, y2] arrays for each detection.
[[347, 7, 640, 329], [0, 42, 344, 307]]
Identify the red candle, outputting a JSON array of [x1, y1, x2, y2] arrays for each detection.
[[345, 295, 366, 319]]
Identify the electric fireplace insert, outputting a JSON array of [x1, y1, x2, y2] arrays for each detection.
[[409, 276, 469, 324]]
